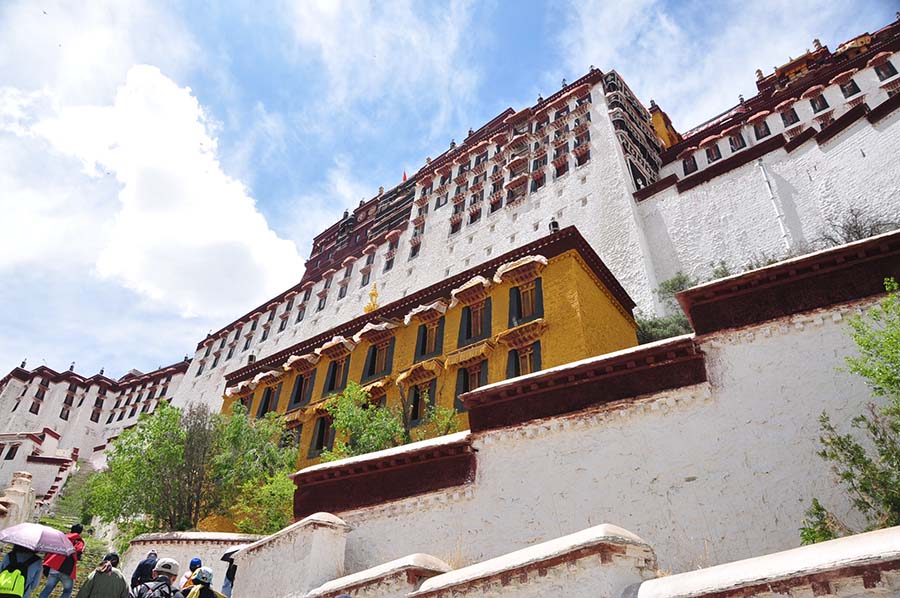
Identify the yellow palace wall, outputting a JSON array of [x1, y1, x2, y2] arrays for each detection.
[[223, 249, 637, 469]]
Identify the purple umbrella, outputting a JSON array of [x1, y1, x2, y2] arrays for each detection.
[[0, 522, 75, 555]]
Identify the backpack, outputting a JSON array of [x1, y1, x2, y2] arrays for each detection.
[[138, 580, 178, 598], [0, 553, 39, 598]]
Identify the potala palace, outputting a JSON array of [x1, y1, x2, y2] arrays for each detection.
[[3, 16, 900, 598]]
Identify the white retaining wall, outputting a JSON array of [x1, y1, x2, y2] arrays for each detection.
[[328, 298, 877, 575], [123, 531, 262, 592], [231, 513, 349, 598]]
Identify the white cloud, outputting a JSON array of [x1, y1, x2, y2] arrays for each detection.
[[2, 66, 304, 318], [275, 158, 373, 257], [0, 0, 306, 376], [284, 0, 479, 137], [0, 0, 197, 106], [559, 0, 887, 131]]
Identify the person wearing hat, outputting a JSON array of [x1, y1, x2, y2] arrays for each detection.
[[75, 553, 128, 598], [130, 550, 158, 589], [38, 523, 85, 598], [178, 558, 201, 591], [183, 567, 224, 598], [132, 558, 185, 598]]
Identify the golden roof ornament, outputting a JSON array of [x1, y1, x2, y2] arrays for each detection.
[[364, 283, 380, 313]]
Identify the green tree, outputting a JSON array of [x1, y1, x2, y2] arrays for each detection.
[[232, 474, 295, 534], [88, 401, 295, 534], [801, 278, 900, 543], [635, 272, 696, 344], [320, 382, 458, 462]]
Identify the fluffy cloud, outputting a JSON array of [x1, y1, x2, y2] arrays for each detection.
[[3, 66, 304, 318], [274, 158, 373, 257], [284, 0, 479, 138], [559, 0, 887, 131], [0, 0, 304, 374]]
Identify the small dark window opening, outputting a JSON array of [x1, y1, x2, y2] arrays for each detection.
[[781, 108, 800, 127], [810, 94, 829, 113], [682, 155, 698, 176], [753, 120, 770, 140], [308, 417, 334, 458], [454, 361, 488, 412], [839, 79, 861, 98], [875, 61, 898, 81]]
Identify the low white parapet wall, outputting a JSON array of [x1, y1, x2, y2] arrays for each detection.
[[232, 512, 350, 598], [631, 525, 900, 598], [303, 554, 451, 598], [410, 524, 655, 598], [0, 471, 35, 531], [124, 531, 262, 592]]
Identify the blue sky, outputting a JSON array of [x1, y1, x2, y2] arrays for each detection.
[[0, 0, 895, 379]]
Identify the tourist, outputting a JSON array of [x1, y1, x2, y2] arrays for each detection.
[[183, 567, 224, 598], [75, 553, 128, 598], [178, 558, 201, 591], [38, 523, 84, 598], [130, 550, 157, 589], [131, 558, 184, 598], [0, 543, 42, 598]]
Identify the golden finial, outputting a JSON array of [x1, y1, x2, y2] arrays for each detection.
[[364, 283, 380, 313]]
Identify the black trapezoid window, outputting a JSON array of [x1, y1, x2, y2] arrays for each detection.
[[322, 358, 351, 397], [409, 378, 437, 427], [362, 338, 395, 383], [308, 416, 335, 458], [414, 317, 445, 363], [288, 371, 317, 409], [457, 298, 492, 348], [454, 360, 488, 412], [508, 278, 544, 328], [256, 382, 281, 418], [506, 341, 542, 379]]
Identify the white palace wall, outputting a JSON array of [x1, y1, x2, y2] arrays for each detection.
[[176, 50, 900, 413], [639, 105, 900, 286]]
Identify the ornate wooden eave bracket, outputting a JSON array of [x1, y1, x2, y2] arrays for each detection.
[[449, 275, 492, 308], [352, 320, 399, 345], [444, 339, 496, 369], [496, 319, 548, 350], [397, 359, 444, 388], [316, 336, 357, 361], [283, 353, 321, 373], [404, 300, 449, 326], [362, 376, 395, 400], [492, 254, 548, 285]]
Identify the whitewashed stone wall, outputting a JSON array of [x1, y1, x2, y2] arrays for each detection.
[[0, 472, 35, 531], [324, 298, 879, 575], [303, 554, 451, 598], [231, 513, 349, 598], [643, 54, 900, 286], [633, 525, 900, 598], [410, 524, 656, 598], [123, 531, 262, 593]]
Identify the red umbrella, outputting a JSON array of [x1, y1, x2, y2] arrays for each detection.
[[0, 522, 75, 555]]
